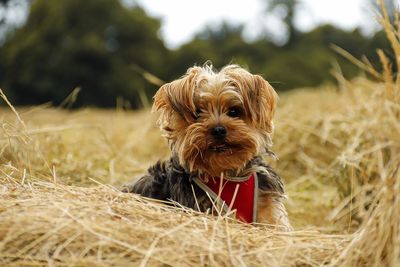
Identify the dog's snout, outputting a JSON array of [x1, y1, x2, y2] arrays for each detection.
[[211, 125, 227, 139]]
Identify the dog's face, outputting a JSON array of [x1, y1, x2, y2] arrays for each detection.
[[153, 65, 278, 177]]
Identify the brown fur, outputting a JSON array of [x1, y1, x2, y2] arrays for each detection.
[[257, 193, 292, 230], [133, 64, 291, 230], [153, 65, 277, 177]]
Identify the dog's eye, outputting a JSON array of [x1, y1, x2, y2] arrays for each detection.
[[193, 108, 201, 120], [227, 107, 241, 118]]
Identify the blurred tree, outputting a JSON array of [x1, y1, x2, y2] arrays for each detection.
[[261, 25, 368, 89], [264, 0, 300, 45], [0, 0, 392, 107], [0, 0, 168, 108], [172, 22, 389, 90]]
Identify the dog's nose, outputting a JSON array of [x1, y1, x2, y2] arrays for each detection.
[[211, 125, 227, 139]]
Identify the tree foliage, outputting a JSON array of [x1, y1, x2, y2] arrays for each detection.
[[0, 0, 392, 108], [0, 0, 168, 107], [172, 23, 390, 90], [265, 0, 300, 45]]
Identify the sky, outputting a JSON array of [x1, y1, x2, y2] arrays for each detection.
[[133, 0, 390, 49]]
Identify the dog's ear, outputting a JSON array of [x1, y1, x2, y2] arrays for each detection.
[[152, 67, 201, 135], [153, 67, 201, 115], [250, 75, 278, 132]]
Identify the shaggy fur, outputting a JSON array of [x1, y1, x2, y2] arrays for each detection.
[[123, 157, 281, 209], [123, 64, 292, 230]]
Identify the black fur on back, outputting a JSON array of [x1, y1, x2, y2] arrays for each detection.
[[122, 155, 284, 212]]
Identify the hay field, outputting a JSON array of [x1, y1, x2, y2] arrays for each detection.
[[1, 7, 400, 267], [1, 75, 399, 266]]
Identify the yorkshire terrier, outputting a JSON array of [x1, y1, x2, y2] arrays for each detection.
[[123, 64, 292, 230]]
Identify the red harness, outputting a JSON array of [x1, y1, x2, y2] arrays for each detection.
[[193, 173, 258, 223]]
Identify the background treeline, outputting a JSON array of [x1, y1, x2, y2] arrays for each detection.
[[0, 0, 392, 108]]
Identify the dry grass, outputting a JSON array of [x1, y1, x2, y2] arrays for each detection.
[[1, 3, 400, 266], [0, 80, 398, 267], [1, 177, 351, 266]]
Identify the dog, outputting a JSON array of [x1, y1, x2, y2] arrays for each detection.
[[123, 64, 292, 230]]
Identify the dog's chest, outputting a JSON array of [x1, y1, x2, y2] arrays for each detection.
[[191, 174, 258, 223]]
